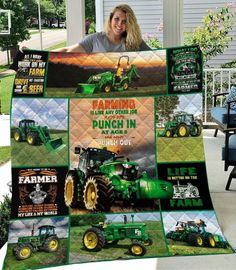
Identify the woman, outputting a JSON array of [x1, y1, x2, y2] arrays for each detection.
[[57, 4, 150, 53]]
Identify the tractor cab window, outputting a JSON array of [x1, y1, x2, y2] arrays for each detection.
[[184, 114, 193, 123], [89, 149, 115, 166], [39, 227, 54, 236], [39, 227, 47, 236], [78, 152, 87, 171]]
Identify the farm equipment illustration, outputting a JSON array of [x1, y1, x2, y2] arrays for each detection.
[[158, 113, 202, 137], [13, 119, 65, 151], [166, 219, 228, 248], [171, 62, 200, 80], [82, 215, 152, 256], [13, 225, 60, 260], [64, 147, 173, 211], [173, 182, 200, 199], [76, 55, 140, 94]]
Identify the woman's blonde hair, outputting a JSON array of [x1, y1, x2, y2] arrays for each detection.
[[105, 4, 142, 51]]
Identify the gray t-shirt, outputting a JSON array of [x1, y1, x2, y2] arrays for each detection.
[[79, 32, 150, 53]]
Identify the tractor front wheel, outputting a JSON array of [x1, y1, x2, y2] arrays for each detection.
[[129, 242, 146, 256], [13, 243, 33, 260], [43, 236, 60, 252], [177, 124, 189, 137], [102, 83, 112, 93], [83, 227, 105, 251], [83, 175, 114, 211], [121, 79, 129, 91], [14, 129, 22, 142], [165, 129, 173, 137], [166, 232, 173, 239], [64, 172, 83, 208], [26, 132, 38, 145]]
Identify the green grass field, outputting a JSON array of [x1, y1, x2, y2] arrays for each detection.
[[0, 146, 11, 165], [45, 41, 66, 51], [69, 221, 168, 264], [3, 239, 68, 270], [156, 130, 205, 162], [0, 74, 14, 114], [11, 131, 68, 167], [167, 239, 234, 255], [46, 85, 166, 98]]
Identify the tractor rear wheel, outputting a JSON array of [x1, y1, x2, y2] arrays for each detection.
[[204, 233, 216, 248], [129, 242, 146, 256], [64, 172, 83, 208], [26, 132, 38, 145], [143, 238, 153, 246], [83, 227, 105, 251], [83, 175, 114, 211], [43, 236, 60, 252], [189, 186, 199, 197], [13, 243, 33, 260], [177, 124, 189, 137], [14, 129, 22, 142], [190, 124, 202, 137], [188, 233, 204, 247]]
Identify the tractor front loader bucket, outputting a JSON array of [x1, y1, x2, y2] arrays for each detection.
[[75, 83, 96, 94], [44, 137, 65, 152]]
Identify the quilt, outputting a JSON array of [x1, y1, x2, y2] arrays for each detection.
[[2, 45, 235, 270]]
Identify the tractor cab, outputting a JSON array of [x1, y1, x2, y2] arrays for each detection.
[[38, 225, 56, 240], [19, 119, 36, 133], [76, 147, 117, 177], [19, 119, 36, 128], [174, 114, 194, 124]]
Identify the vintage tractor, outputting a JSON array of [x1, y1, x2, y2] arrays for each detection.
[[82, 215, 152, 256], [13, 225, 60, 260], [171, 61, 200, 80], [13, 119, 65, 151], [166, 219, 228, 248], [64, 147, 173, 211], [173, 182, 200, 199], [159, 113, 202, 137], [76, 55, 140, 94]]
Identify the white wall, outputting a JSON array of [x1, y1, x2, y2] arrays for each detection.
[[101, 0, 236, 67]]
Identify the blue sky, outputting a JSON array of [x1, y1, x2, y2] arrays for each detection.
[[11, 98, 68, 130], [8, 217, 68, 243]]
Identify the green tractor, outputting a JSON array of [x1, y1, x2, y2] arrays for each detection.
[[83, 215, 152, 256], [13, 119, 65, 151], [171, 62, 200, 79], [76, 55, 140, 94], [13, 225, 60, 260], [166, 219, 228, 248], [64, 147, 173, 211], [159, 113, 202, 137]]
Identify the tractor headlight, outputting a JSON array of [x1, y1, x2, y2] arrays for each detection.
[[93, 75, 101, 80]]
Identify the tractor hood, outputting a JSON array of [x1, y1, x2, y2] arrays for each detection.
[[137, 176, 174, 200]]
